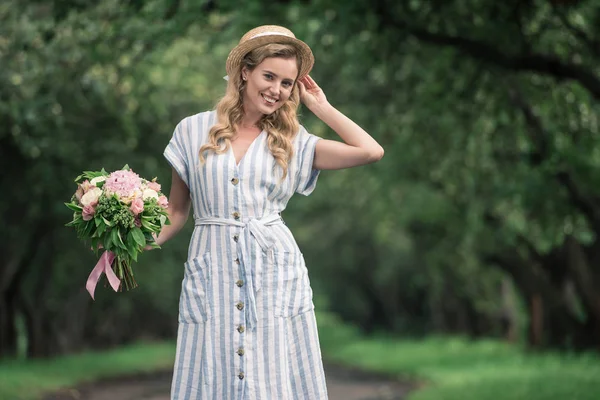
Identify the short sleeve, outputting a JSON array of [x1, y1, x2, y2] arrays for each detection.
[[295, 126, 322, 196], [163, 119, 190, 188]]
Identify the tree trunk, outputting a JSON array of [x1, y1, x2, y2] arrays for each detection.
[[528, 294, 543, 348], [0, 296, 18, 358], [500, 278, 520, 342], [22, 228, 59, 358], [487, 251, 590, 349]]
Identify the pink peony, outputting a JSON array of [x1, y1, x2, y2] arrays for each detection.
[[82, 204, 96, 221], [147, 181, 161, 192], [104, 170, 142, 200], [130, 197, 144, 216], [158, 195, 169, 208]]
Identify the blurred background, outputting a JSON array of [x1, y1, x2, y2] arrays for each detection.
[[2, 0, 600, 399]]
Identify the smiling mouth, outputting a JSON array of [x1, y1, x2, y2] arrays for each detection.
[[261, 93, 278, 104]]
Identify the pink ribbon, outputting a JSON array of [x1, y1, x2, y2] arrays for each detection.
[[86, 251, 120, 300]]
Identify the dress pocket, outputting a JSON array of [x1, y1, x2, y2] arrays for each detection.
[[179, 252, 212, 323], [264, 250, 314, 318]]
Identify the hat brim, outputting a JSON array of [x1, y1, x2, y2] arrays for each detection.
[[226, 35, 314, 80]]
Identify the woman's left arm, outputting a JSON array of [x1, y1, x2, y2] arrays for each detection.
[[298, 76, 385, 170]]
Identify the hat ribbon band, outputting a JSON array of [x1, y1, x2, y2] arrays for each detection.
[[250, 31, 293, 40]]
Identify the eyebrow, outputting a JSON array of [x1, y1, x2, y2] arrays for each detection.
[[263, 70, 295, 82]]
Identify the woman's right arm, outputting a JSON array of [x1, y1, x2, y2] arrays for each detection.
[[155, 168, 191, 246]]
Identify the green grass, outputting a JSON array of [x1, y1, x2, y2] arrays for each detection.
[[0, 341, 175, 400], [317, 312, 600, 400], [2, 313, 600, 400]]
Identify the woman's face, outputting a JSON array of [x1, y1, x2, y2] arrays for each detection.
[[242, 56, 298, 118]]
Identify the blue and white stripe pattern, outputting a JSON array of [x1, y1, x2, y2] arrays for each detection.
[[164, 110, 328, 399]]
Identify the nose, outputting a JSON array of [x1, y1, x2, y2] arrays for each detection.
[[269, 82, 281, 96]]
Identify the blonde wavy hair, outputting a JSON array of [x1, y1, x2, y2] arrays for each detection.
[[199, 43, 302, 179]]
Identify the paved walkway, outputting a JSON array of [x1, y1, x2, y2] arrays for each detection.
[[44, 363, 413, 400]]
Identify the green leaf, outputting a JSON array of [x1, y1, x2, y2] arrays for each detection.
[[65, 202, 83, 212], [130, 227, 146, 247], [83, 220, 95, 238], [126, 240, 138, 262], [103, 231, 113, 250], [97, 221, 106, 236], [141, 218, 159, 231], [112, 228, 127, 249]]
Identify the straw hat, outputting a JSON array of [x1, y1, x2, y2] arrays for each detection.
[[226, 25, 314, 79]]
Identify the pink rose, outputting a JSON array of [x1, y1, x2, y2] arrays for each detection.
[[147, 181, 161, 192], [80, 187, 102, 207], [82, 204, 96, 221], [81, 180, 93, 193], [75, 185, 84, 202], [130, 197, 144, 216], [158, 195, 169, 208]]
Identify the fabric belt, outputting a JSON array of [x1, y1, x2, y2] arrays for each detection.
[[194, 214, 283, 330]]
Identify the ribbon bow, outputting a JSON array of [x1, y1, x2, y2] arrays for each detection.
[[85, 251, 121, 300]]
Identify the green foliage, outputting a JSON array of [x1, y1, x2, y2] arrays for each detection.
[[3, 0, 600, 360], [0, 0, 215, 357], [318, 313, 600, 400], [0, 342, 175, 400]]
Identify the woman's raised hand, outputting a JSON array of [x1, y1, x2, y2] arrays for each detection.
[[298, 75, 328, 110]]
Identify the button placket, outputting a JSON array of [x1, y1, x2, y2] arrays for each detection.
[[230, 173, 246, 386]]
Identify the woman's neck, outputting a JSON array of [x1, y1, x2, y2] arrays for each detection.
[[240, 108, 262, 129]]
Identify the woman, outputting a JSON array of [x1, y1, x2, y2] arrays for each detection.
[[158, 25, 384, 400]]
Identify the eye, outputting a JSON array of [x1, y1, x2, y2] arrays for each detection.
[[282, 81, 293, 88], [264, 73, 273, 80]]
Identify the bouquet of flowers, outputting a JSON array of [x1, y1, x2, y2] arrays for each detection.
[[65, 165, 169, 299]]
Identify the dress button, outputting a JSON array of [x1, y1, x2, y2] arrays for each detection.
[[232, 211, 240, 220], [235, 258, 240, 265], [236, 279, 244, 287], [237, 347, 245, 356], [238, 372, 245, 380], [237, 325, 245, 333], [236, 301, 244, 310], [231, 177, 239, 185], [233, 235, 239, 242]]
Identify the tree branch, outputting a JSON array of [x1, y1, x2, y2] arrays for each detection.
[[408, 28, 600, 100], [506, 85, 548, 163], [507, 84, 600, 232], [164, 0, 181, 20]]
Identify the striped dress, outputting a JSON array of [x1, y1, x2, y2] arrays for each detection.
[[164, 110, 328, 400]]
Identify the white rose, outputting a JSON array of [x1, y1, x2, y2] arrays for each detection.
[[90, 176, 107, 186], [142, 188, 159, 201], [80, 187, 102, 206]]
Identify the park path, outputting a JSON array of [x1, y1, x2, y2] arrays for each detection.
[[44, 362, 414, 400]]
